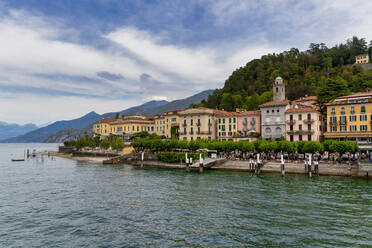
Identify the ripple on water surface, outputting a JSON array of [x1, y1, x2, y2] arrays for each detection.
[[0, 143, 371, 247]]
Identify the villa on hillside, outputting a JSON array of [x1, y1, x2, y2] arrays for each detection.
[[355, 54, 369, 64]]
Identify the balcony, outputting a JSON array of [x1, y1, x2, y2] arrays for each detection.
[[189, 131, 194, 134], [182, 123, 187, 127], [286, 120, 296, 125], [295, 130, 314, 135], [303, 119, 314, 124], [338, 120, 347, 125], [180, 132, 187, 135], [196, 122, 201, 126], [198, 131, 212, 135], [286, 130, 295, 135], [329, 120, 337, 125]]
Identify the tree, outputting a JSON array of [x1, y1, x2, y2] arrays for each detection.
[[317, 77, 351, 113], [99, 140, 111, 150], [220, 93, 234, 111]]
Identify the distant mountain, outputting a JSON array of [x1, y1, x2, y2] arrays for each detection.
[[2, 111, 101, 143], [144, 90, 213, 116], [2, 90, 213, 143], [0, 122, 38, 140], [103, 100, 169, 117]]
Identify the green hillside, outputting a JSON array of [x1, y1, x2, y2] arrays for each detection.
[[200, 37, 372, 112]]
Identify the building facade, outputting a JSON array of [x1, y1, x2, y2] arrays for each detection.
[[324, 92, 372, 142], [236, 110, 261, 137], [217, 112, 238, 141], [109, 115, 154, 136], [355, 54, 369, 64], [178, 108, 217, 140], [260, 76, 290, 140], [285, 105, 323, 142], [93, 117, 114, 138]]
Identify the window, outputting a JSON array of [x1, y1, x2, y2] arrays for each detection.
[[360, 125, 367, 131], [307, 135, 312, 141], [171, 118, 176, 122], [299, 135, 302, 141], [340, 126, 346, 131], [233, 118, 236, 123], [219, 119, 221, 124], [340, 116, 347, 124], [299, 124, 302, 130], [265, 127, 271, 133], [331, 108, 336, 115], [298, 114, 302, 120], [350, 116, 356, 122], [190, 119, 193, 125], [331, 126, 337, 132], [229, 125, 232, 131], [361, 106, 366, 113], [290, 114, 293, 120], [198, 127, 200, 133], [360, 115, 367, 121], [307, 113, 311, 120], [290, 135, 293, 142], [223, 119, 225, 123], [277, 109, 279, 113], [308, 124, 311, 130], [276, 87, 278, 93], [190, 127, 194, 133], [272, 109, 274, 113], [290, 125, 293, 131], [350, 106, 355, 114], [341, 107, 345, 115], [275, 127, 281, 133], [229, 118, 231, 123], [266, 110, 269, 113], [350, 125, 357, 131]]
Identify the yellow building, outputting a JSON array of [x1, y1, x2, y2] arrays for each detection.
[[109, 115, 154, 135], [93, 115, 154, 138], [355, 54, 369, 64], [154, 110, 182, 138], [93, 117, 114, 138], [178, 107, 218, 141], [324, 92, 372, 146], [217, 111, 238, 141]]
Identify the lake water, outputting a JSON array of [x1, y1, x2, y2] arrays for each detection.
[[0, 143, 371, 247]]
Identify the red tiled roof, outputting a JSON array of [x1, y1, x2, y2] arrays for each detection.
[[235, 110, 261, 116], [95, 117, 115, 124], [293, 96, 317, 103], [286, 106, 317, 113], [335, 91, 372, 99], [259, 100, 290, 107]]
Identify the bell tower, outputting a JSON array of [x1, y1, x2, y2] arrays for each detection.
[[273, 76, 285, 101]]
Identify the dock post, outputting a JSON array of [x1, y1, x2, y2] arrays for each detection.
[[27, 149, 30, 158], [199, 154, 204, 173], [281, 154, 285, 176], [308, 154, 312, 178]]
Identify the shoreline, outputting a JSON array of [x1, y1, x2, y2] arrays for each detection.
[[51, 152, 372, 178]]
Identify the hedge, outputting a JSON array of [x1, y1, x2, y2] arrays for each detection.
[[157, 152, 203, 163]]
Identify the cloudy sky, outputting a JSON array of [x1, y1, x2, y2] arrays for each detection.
[[0, 0, 371, 125]]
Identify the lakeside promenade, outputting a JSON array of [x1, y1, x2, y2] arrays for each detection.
[[51, 152, 372, 178]]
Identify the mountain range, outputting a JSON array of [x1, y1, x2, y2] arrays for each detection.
[[1, 90, 213, 143], [0, 122, 38, 140]]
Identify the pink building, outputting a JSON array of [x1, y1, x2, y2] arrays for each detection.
[[285, 105, 323, 142], [235, 110, 261, 141]]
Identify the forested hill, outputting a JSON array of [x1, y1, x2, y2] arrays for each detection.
[[200, 36, 372, 112]]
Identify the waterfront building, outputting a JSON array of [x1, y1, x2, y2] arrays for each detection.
[[324, 92, 372, 154], [355, 54, 369, 64], [178, 108, 218, 140], [233, 110, 261, 141], [109, 115, 154, 136], [216, 111, 238, 141], [285, 105, 323, 142], [260, 76, 291, 140], [93, 117, 114, 138], [153, 110, 182, 138]]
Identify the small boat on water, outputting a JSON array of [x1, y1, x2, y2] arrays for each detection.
[[11, 159, 25, 162]]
